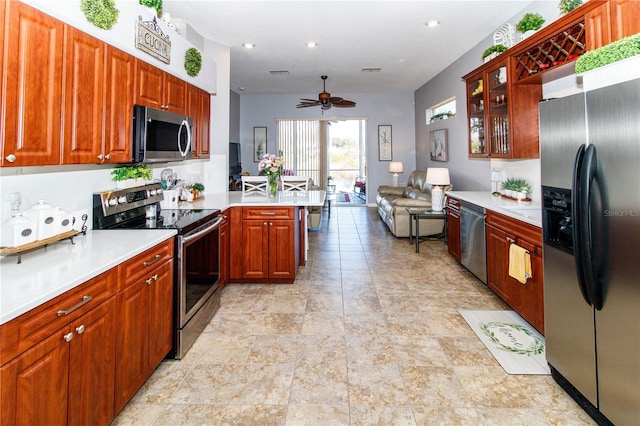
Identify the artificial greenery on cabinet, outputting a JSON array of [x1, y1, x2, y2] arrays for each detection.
[[482, 44, 507, 61], [184, 48, 203, 77], [139, 0, 163, 14], [558, 0, 582, 15], [575, 33, 640, 74], [516, 13, 545, 33], [80, 0, 119, 30]]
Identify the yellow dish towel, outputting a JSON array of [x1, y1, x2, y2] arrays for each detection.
[[508, 243, 532, 284]]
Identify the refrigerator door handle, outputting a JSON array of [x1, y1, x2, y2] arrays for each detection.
[[572, 144, 593, 306], [573, 144, 603, 309]]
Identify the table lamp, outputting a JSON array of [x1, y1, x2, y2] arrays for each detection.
[[389, 162, 403, 186], [491, 168, 504, 196], [426, 167, 450, 212]]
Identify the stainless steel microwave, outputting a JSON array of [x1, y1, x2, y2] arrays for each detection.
[[132, 105, 194, 163]]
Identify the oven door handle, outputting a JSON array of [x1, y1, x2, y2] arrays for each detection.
[[182, 216, 223, 243]]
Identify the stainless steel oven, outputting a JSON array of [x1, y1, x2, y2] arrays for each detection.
[[93, 183, 222, 359]]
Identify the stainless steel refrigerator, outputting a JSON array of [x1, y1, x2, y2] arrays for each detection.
[[539, 78, 640, 425]]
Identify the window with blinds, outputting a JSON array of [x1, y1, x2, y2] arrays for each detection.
[[277, 119, 328, 188]]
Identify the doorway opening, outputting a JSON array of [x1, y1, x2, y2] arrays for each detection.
[[328, 119, 367, 206]]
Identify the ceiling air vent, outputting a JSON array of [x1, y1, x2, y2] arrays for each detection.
[[270, 70, 290, 75], [361, 67, 381, 73]]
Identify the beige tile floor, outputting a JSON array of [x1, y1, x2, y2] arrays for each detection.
[[113, 206, 596, 426]]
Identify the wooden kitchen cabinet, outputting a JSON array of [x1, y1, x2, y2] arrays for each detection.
[[0, 270, 117, 426], [2, 2, 63, 166], [103, 45, 135, 163], [586, 0, 640, 49], [446, 196, 461, 263], [187, 84, 211, 159], [486, 211, 544, 333], [61, 27, 106, 164], [230, 207, 298, 282], [464, 60, 541, 159], [135, 60, 186, 114], [115, 240, 174, 413], [219, 210, 230, 287]]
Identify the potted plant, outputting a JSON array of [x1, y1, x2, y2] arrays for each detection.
[[482, 44, 507, 62], [192, 182, 205, 199], [111, 164, 153, 189], [559, 0, 582, 15], [184, 47, 202, 77], [514, 179, 532, 199], [80, 0, 120, 30], [139, 0, 162, 15], [516, 13, 545, 39]]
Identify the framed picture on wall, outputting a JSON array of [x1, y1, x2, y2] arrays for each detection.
[[378, 125, 392, 161], [430, 129, 449, 162], [253, 127, 267, 162]]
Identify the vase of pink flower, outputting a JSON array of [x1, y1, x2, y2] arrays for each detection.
[[258, 153, 283, 196]]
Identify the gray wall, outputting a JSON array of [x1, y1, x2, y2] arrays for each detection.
[[414, 1, 559, 192], [239, 91, 415, 203], [229, 90, 240, 142]]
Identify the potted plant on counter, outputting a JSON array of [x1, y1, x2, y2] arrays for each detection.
[[192, 183, 205, 199], [111, 164, 153, 189]]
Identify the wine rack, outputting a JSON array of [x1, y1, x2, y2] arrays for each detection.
[[513, 21, 586, 81]]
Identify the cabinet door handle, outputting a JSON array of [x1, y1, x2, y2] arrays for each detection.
[[105, 153, 111, 160], [260, 211, 276, 216], [263, 222, 267, 226], [63, 332, 74, 342], [5, 154, 16, 163], [146, 277, 153, 285], [97, 153, 104, 160], [143, 254, 162, 266], [57, 295, 93, 316], [506, 236, 516, 244], [269, 222, 273, 227], [75, 325, 85, 335]]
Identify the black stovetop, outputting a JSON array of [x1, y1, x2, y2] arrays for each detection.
[[95, 206, 220, 234]]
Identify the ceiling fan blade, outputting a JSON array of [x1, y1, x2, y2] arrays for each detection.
[[328, 96, 344, 104], [299, 98, 319, 102], [332, 99, 356, 108], [296, 103, 319, 108]]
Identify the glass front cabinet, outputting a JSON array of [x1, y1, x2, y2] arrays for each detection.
[[464, 58, 542, 159]]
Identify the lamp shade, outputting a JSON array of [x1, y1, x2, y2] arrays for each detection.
[[426, 168, 450, 186], [389, 162, 404, 173]]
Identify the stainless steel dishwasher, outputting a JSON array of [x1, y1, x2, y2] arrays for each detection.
[[460, 201, 487, 284]]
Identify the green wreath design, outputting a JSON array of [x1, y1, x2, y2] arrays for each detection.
[[480, 321, 545, 356], [184, 47, 202, 77], [80, 0, 120, 30]]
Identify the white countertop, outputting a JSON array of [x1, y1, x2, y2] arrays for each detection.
[[0, 229, 176, 324], [178, 189, 326, 210], [446, 191, 542, 228]]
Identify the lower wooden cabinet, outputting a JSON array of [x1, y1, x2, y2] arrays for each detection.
[[446, 197, 461, 262], [486, 211, 544, 333], [230, 206, 299, 283], [0, 238, 174, 425], [115, 242, 174, 413], [0, 271, 117, 426]]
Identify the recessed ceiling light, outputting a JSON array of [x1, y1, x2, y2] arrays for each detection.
[[361, 67, 382, 73], [306, 42, 318, 48], [238, 87, 245, 91], [425, 20, 440, 28], [242, 43, 255, 49]]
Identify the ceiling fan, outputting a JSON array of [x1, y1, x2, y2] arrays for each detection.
[[296, 75, 356, 110]]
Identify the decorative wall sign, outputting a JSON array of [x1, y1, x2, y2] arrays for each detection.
[[378, 125, 392, 161], [430, 128, 449, 162], [254, 127, 267, 162], [135, 15, 171, 64]]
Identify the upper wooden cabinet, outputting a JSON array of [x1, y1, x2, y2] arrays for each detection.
[[187, 84, 211, 159], [586, 0, 640, 49], [464, 60, 542, 158], [62, 27, 106, 164], [2, 2, 63, 166], [103, 46, 135, 163], [135, 60, 186, 115]]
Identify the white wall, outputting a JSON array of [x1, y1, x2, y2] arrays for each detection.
[[413, 1, 560, 202], [239, 91, 415, 204], [0, 0, 230, 223]]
